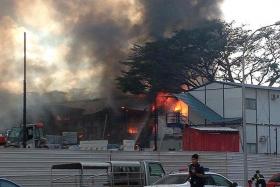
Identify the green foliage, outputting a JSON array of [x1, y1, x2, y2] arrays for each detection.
[[117, 20, 280, 98], [117, 20, 227, 97]]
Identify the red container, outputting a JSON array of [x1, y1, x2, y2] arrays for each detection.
[[183, 127, 239, 152]]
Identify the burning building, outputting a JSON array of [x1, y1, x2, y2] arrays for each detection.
[[132, 92, 189, 151], [26, 94, 151, 145], [0, 0, 226, 150]]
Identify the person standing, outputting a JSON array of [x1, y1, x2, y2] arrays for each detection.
[[252, 170, 266, 187], [188, 154, 205, 187]]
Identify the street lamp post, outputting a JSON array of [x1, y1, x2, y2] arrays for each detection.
[[154, 99, 158, 151], [23, 32, 27, 148], [241, 21, 280, 187]]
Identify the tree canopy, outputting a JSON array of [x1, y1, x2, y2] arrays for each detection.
[[216, 22, 280, 86], [117, 20, 227, 98], [117, 20, 280, 98]]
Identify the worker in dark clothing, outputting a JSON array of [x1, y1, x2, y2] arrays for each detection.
[[188, 154, 205, 187], [252, 170, 266, 187]]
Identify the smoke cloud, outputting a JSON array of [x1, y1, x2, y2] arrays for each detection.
[[0, 0, 223, 126], [0, 0, 223, 94], [141, 0, 223, 38]]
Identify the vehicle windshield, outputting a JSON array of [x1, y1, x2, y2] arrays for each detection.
[[270, 174, 280, 182], [34, 127, 44, 139], [9, 128, 21, 138], [0, 130, 6, 136], [154, 174, 189, 185]]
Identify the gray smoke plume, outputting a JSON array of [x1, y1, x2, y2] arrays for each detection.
[[50, 0, 223, 100], [140, 0, 223, 38], [0, 0, 223, 127]]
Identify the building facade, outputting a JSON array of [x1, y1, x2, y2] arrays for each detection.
[[180, 81, 280, 154]]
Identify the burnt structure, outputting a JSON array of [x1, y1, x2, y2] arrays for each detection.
[[26, 95, 151, 145]]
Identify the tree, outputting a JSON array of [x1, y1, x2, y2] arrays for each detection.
[[117, 20, 227, 98], [117, 20, 280, 99], [216, 22, 280, 86]]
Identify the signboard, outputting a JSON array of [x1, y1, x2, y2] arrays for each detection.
[[80, 140, 108, 151], [62, 132, 78, 145], [123, 140, 135, 151]]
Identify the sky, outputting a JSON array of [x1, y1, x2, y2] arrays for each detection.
[[222, 0, 280, 29], [0, 0, 280, 95]]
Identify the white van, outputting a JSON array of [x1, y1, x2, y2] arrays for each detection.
[[51, 160, 165, 187]]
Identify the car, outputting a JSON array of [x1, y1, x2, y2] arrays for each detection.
[[0, 178, 22, 187], [107, 144, 121, 151], [0, 130, 7, 145], [267, 173, 280, 187], [145, 171, 239, 187]]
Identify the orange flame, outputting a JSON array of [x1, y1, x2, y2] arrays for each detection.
[[174, 100, 188, 116], [153, 92, 188, 116], [128, 127, 138, 134]]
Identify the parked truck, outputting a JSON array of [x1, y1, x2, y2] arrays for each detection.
[[51, 160, 166, 186], [6, 123, 47, 148]]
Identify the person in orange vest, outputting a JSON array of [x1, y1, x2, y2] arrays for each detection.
[[252, 170, 266, 187]]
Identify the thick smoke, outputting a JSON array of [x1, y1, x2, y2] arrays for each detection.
[[49, 0, 142, 101], [49, 0, 223, 99], [141, 0, 223, 38], [0, 0, 223, 126]]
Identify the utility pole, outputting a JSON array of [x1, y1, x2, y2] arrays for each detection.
[[241, 44, 248, 187], [275, 128, 278, 155], [154, 99, 158, 151], [23, 32, 27, 148]]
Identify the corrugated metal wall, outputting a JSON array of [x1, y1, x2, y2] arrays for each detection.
[[0, 149, 280, 187], [183, 128, 240, 152]]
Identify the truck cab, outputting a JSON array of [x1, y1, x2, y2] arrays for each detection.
[[6, 123, 47, 148], [51, 160, 165, 186]]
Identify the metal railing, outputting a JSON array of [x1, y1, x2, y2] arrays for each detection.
[[166, 112, 188, 128]]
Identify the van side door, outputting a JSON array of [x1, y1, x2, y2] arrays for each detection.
[[143, 161, 165, 185]]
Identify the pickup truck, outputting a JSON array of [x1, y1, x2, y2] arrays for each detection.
[[51, 160, 166, 186]]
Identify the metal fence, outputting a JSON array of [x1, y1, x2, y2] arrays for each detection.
[[0, 148, 280, 187]]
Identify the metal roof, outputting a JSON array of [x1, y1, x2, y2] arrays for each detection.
[[51, 161, 144, 170], [212, 117, 242, 125], [191, 127, 238, 132], [51, 162, 110, 169], [110, 161, 141, 166], [174, 93, 223, 122], [215, 81, 280, 91]]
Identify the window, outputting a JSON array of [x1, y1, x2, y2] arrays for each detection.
[[9, 128, 21, 138], [270, 174, 280, 182], [0, 179, 20, 187], [154, 174, 189, 185], [204, 175, 215, 185], [112, 166, 142, 186], [245, 98, 257, 110], [148, 163, 165, 176], [211, 174, 232, 186], [147, 163, 165, 184]]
